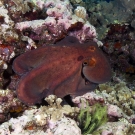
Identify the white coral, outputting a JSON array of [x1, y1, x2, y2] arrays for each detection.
[[74, 6, 87, 19], [0, 95, 80, 135]]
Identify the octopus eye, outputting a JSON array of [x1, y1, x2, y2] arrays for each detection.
[[83, 60, 88, 66], [83, 58, 96, 67]]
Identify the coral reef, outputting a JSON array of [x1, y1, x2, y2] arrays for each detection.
[[0, 4, 18, 43], [0, 0, 98, 90], [11, 0, 30, 14], [102, 24, 135, 76], [98, 82, 135, 116], [72, 81, 135, 134], [117, 0, 135, 11], [15, 0, 97, 45], [0, 83, 135, 134], [97, 119, 135, 135], [0, 89, 26, 123], [0, 4, 16, 71], [0, 95, 81, 135], [0, 0, 135, 134], [73, 92, 105, 107], [71, 0, 135, 40], [0, 45, 15, 70]]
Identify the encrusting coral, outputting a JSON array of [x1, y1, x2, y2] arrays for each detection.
[[0, 89, 26, 123], [0, 95, 81, 135], [96, 118, 135, 135], [72, 81, 135, 134], [15, 0, 97, 44], [1, 85, 135, 135], [98, 82, 135, 116], [70, 0, 135, 40]]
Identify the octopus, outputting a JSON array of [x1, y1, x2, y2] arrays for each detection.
[[13, 36, 111, 105]]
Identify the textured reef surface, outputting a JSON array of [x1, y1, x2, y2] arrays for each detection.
[[0, 0, 135, 135]]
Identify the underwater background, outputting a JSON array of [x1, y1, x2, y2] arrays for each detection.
[[0, 0, 135, 134]]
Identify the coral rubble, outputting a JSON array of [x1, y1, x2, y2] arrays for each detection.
[[0, 95, 81, 135], [0, 89, 26, 123], [97, 119, 135, 135], [0, 84, 135, 135], [98, 82, 135, 116]]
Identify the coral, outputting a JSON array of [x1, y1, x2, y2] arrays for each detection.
[[11, 0, 30, 14], [78, 102, 107, 135], [0, 44, 15, 70], [0, 95, 81, 135], [97, 119, 135, 135], [72, 92, 105, 107], [0, 5, 18, 43], [117, 0, 135, 11], [107, 104, 123, 118], [74, 6, 87, 20], [102, 23, 135, 89], [71, 0, 135, 40], [70, 0, 83, 4], [72, 81, 135, 134], [98, 82, 135, 116], [43, 95, 80, 121], [50, 116, 81, 135], [69, 21, 97, 42], [0, 89, 26, 123], [15, 0, 97, 44], [0, 3, 17, 78]]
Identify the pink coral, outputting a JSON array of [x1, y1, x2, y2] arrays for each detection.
[[107, 104, 123, 117], [15, 0, 97, 44], [72, 92, 104, 108]]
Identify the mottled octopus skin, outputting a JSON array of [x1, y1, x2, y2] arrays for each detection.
[[13, 36, 111, 105]]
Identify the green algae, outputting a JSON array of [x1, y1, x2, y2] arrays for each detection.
[[77, 101, 107, 135]]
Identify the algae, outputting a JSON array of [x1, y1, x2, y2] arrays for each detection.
[[78, 101, 107, 135]]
